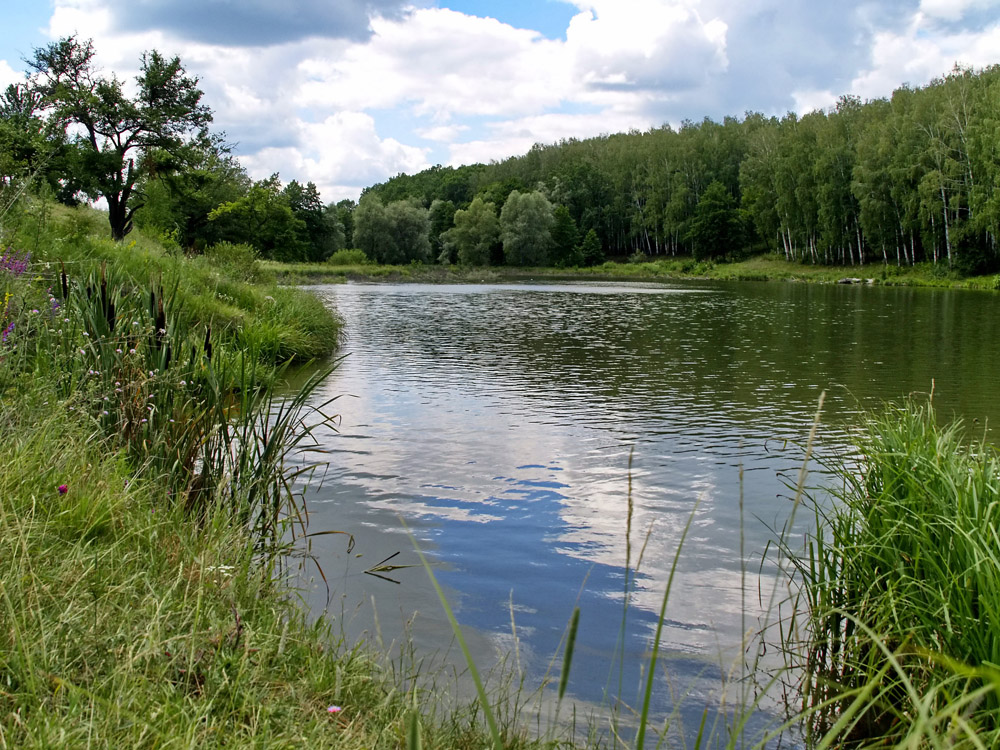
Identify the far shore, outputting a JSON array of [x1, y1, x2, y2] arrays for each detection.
[[265, 255, 1000, 291]]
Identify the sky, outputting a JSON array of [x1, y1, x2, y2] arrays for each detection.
[[2, 0, 999, 203]]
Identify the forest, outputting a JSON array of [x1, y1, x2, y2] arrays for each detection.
[[363, 64, 1000, 273], [3, 37, 999, 273]]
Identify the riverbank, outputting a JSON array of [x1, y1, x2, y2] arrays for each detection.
[[265, 254, 1000, 291], [0, 202, 530, 749]]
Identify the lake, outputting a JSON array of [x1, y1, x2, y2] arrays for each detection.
[[290, 279, 1000, 743]]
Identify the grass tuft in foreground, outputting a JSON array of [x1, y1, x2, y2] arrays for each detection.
[[788, 398, 1000, 747]]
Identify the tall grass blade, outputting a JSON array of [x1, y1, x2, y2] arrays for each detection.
[[408, 529, 505, 750], [635, 500, 699, 750]]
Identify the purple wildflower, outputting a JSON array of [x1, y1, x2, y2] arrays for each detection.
[[57, 484, 68, 495], [0, 248, 29, 277]]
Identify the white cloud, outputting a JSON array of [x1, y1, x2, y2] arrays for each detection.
[[851, 14, 1000, 100], [20, 0, 1000, 202], [416, 124, 469, 142], [447, 110, 656, 166], [297, 9, 570, 119], [241, 112, 430, 202], [791, 88, 839, 114], [0, 60, 22, 89], [565, 1, 729, 91]]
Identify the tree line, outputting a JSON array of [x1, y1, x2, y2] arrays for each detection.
[[4, 36, 999, 272], [364, 65, 1000, 272]]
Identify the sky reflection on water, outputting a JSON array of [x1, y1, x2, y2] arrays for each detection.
[[291, 280, 1000, 743]]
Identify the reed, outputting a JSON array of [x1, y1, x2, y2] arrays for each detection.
[[787, 397, 1000, 746]]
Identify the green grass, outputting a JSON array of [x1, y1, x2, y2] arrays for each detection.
[[786, 398, 1000, 747], [7, 200, 340, 365], [0, 394, 491, 749], [263, 252, 1000, 291]]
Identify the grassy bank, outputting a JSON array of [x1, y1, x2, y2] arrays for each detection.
[[0, 200, 533, 749], [265, 254, 1000, 291]]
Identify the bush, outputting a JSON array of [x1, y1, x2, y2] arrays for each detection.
[[202, 241, 262, 282], [326, 248, 371, 266]]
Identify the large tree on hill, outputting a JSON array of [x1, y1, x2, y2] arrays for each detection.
[[27, 36, 212, 240]]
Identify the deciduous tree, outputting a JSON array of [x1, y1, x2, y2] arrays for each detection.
[[500, 190, 553, 266], [27, 36, 212, 240]]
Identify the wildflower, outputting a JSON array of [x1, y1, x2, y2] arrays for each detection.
[[102, 410, 109, 415], [327, 706, 342, 714], [79, 348, 86, 355], [82, 332, 89, 337], [179, 380, 187, 386], [129, 348, 136, 354], [116, 348, 122, 354], [57, 484, 68, 495], [0, 247, 29, 276]]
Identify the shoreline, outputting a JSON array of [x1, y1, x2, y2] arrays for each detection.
[[265, 255, 1000, 291]]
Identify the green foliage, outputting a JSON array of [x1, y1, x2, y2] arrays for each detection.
[[202, 240, 263, 282], [386, 199, 431, 264], [353, 196, 431, 264], [687, 180, 745, 260], [0, 83, 79, 200], [354, 64, 1000, 272], [364, 163, 485, 207], [283, 179, 344, 261], [500, 190, 554, 267], [428, 198, 456, 261], [353, 194, 394, 262], [327, 248, 371, 266], [578, 228, 604, 266], [26, 36, 212, 240], [134, 137, 250, 250], [790, 399, 1000, 746], [208, 174, 308, 262], [441, 196, 499, 266], [550, 204, 581, 267]]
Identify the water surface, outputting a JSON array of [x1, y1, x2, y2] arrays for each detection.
[[292, 279, 1000, 740]]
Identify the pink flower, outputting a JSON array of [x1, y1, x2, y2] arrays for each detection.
[[57, 484, 68, 495], [327, 705, 342, 714]]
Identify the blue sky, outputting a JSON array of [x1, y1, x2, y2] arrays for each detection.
[[3, 0, 999, 202]]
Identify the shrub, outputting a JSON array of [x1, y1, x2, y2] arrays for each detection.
[[326, 248, 371, 266], [203, 241, 263, 282]]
